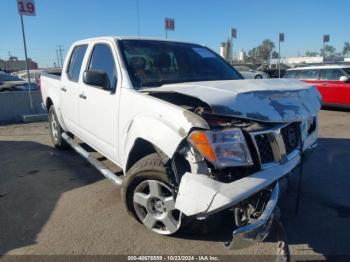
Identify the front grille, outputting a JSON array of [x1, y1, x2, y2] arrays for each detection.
[[281, 123, 300, 154], [254, 134, 274, 164]]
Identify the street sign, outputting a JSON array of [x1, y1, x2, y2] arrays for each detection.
[[279, 33, 285, 42], [17, 0, 36, 16], [323, 34, 330, 43], [231, 28, 237, 39], [165, 18, 175, 31]]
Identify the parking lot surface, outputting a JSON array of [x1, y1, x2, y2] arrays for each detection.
[[0, 109, 350, 259]]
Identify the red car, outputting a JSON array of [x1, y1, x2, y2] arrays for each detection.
[[285, 65, 350, 107]]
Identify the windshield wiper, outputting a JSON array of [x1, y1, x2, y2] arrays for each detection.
[[140, 78, 219, 88], [140, 79, 189, 87]]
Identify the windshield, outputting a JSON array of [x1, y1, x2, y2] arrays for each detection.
[[118, 40, 242, 89], [343, 68, 350, 76], [235, 66, 251, 72]]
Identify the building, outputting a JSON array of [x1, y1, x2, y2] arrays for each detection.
[[237, 49, 246, 62], [270, 56, 323, 65], [220, 39, 232, 63], [0, 56, 38, 73]]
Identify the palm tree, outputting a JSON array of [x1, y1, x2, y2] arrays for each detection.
[[343, 42, 350, 57]]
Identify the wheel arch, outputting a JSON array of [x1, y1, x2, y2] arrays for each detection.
[[124, 138, 158, 173]]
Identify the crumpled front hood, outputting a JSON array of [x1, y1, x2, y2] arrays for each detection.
[[144, 79, 322, 123]]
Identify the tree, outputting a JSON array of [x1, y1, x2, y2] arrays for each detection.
[[259, 39, 275, 60], [321, 45, 336, 57], [305, 51, 319, 57], [271, 51, 279, 59], [247, 39, 275, 62], [343, 42, 350, 57]]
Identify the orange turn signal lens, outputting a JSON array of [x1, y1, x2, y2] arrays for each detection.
[[188, 131, 217, 162]]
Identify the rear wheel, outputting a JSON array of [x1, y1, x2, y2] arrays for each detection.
[[255, 74, 263, 79], [122, 153, 182, 235], [48, 106, 68, 149]]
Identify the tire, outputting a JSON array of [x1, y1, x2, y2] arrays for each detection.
[[121, 153, 183, 235], [255, 74, 263, 79], [48, 105, 69, 149]]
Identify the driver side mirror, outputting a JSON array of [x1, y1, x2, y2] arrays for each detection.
[[339, 76, 350, 83], [83, 70, 110, 90]]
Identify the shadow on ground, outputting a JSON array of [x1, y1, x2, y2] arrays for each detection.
[[0, 141, 103, 255]]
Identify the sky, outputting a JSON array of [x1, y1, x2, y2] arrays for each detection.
[[1, 0, 350, 67]]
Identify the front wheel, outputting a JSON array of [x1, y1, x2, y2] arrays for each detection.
[[121, 153, 182, 235], [255, 74, 263, 79]]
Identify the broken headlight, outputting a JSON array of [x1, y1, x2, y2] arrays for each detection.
[[187, 129, 253, 168]]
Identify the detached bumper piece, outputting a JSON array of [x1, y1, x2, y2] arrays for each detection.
[[175, 154, 299, 217], [224, 182, 279, 249]]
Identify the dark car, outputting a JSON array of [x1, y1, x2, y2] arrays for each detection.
[[257, 63, 290, 78], [0, 72, 38, 92]]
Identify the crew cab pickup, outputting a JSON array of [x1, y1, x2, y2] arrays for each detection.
[[41, 37, 321, 247]]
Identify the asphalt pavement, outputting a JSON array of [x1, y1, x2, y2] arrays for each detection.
[[0, 109, 349, 260]]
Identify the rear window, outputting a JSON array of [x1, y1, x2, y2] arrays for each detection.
[[67, 45, 88, 82]]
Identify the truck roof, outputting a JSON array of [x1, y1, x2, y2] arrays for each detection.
[[72, 36, 203, 47]]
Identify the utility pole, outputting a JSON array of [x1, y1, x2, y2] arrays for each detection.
[[55, 48, 60, 67], [58, 45, 64, 68]]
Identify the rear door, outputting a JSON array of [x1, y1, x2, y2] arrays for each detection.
[[319, 69, 344, 105], [60, 45, 88, 133], [78, 41, 120, 163], [335, 68, 350, 106], [293, 69, 325, 99]]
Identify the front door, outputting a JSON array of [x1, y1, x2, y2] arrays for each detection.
[[78, 42, 120, 163], [319, 69, 345, 105]]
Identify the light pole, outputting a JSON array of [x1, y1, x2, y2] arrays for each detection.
[[231, 28, 237, 64], [323, 34, 330, 62], [165, 18, 175, 39], [20, 14, 35, 113], [278, 33, 284, 78]]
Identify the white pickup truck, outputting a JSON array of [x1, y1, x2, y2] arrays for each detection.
[[41, 36, 321, 247]]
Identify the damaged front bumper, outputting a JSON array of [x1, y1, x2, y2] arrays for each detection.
[[174, 152, 300, 217], [224, 182, 279, 249]]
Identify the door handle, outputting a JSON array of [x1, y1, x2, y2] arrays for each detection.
[[79, 93, 87, 99], [320, 83, 328, 86], [61, 87, 67, 92]]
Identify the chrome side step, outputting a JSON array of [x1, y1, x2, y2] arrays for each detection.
[[62, 133, 123, 185]]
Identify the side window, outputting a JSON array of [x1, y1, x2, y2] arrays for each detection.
[[284, 70, 297, 78], [88, 44, 117, 90], [67, 45, 88, 82], [298, 70, 319, 80], [320, 69, 343, 81]]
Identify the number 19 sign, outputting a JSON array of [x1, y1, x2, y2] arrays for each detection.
[[17, 0, 36, 16]]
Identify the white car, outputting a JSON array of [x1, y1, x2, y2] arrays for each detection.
[[41, 36, 320, 248], [12, 69, 44, 87], [234, 66, 268, 79]]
